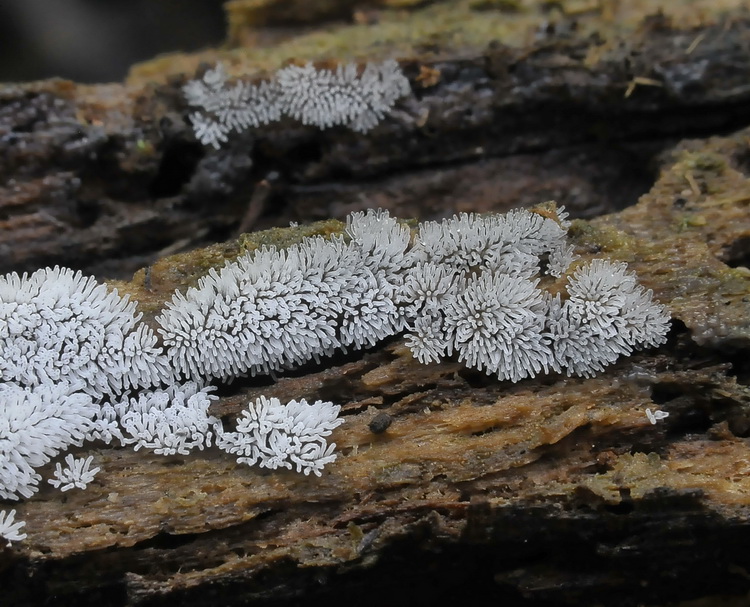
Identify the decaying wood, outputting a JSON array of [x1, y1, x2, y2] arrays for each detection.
[[2, 1, 750, 606], [3, 1, 750, 278]]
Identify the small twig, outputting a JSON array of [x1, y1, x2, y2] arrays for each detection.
[[686, 32, 706, 55], [684, 170, 701, 197], [237, 179, 272, 236], [624, 76, 663, 98]]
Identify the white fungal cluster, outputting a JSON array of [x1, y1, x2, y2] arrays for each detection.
[[184, 63, 282, 149], [401, 210, 573, 380], [406, 209, 576, 279], [0, 382, 97, 499], [115, 382, 218, 456], [215, 396, 343, 476], [0, 267, 347, 540], [94, 384, 341, 476], [0, 205, 672, 544], [156, 210, 411, 383], [48, 454, 101, 492], [400, 211, 670, 380], [0, 267, 172, 503], [157, 208, 668, 387], [0, 509, 26, 546], [276, 60, 411, 132], [184, 60, 411, 148], [0, 267, 170, 396], [547, 260, 672, 377]]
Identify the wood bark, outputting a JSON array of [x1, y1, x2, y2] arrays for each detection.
[[2, 2, 750, 606]]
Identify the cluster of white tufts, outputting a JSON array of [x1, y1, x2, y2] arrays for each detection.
[[184, 63, 282, 149], [84, 382, 342, 475], [0, 509, 26, 546], [114, 382, 218, 456], [156, 210, 411, 383], [48, 454, 101, 492], [276, 61, 411, 132], [400, 211, 670, 381], [184, 60, 411, 148], [0, 206, 671, 544], [0, 267, 173, 503], [158, 208, 669, 387], [0, 382, 97, 499], [215, 396, 343, 476], [547, 260, 672, 377], [0, 267, 170, 396]]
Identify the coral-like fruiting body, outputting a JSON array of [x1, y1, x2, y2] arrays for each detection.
[[156, 210, 411, 383], [48, 454, 101, 492], [0, 267, 171, 397], [184, 60, 411, 148], [215, 396, 344, 476], [0, 509, 26, 546], [0, 382, 97, 499]]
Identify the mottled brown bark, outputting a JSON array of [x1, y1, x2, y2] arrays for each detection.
[[3, 3, 750, 279], [3, 2, 750, 606]]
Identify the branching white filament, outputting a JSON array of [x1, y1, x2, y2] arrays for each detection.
[[0, 382, 97, 500], [646, 408, 669, 424], [215, 396, 344, 476], [0, 266, 171, 398], [0, 509, 26, 546], [115, 382, 218, 456], [185, 60, 410, 148], [48, 454, 100, 492]]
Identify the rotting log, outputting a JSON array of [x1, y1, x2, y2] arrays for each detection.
[[3, 1, 750, 278], [3, 1, 750, 606], [4, 124, 750, 606]]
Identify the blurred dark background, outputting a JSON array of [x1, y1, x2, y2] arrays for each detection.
[[0, 0, 226, 83]]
